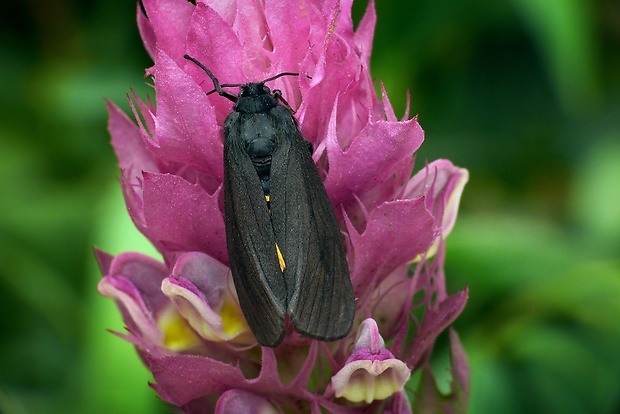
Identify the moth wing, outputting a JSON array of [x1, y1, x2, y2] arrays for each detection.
[[223, 113, 287, 347], [269, 108, 355, 341]]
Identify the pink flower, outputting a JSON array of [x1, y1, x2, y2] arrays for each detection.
[[331, 319, 411, 404], [98, 0, 470, 412]]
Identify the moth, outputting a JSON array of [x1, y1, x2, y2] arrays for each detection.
[[185, 55, 355, 347]]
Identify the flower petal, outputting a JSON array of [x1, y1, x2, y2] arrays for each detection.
[[215, 389, 280, 414], [407, 288, 469, 368], [347, 198, 435, 290], [141, 172, 227, 263], [354, 0, 377, 68], [352, 318, 385, 354], [383, 390, 413, 414], [185, 2, 245, 93], [147, 353, 247, 406], [264, 2, 312, 73], [325, 114, 424, 216], [162, 252, 253, 344], [332, 319, 411, 404], [156, 303, 202, 352], [139, 0, 194, 63], [97, 252, 170, 346], [147, 347, 285, 407], [153, 49, 224, 185], [137, 3, 155, 60], [232, 0, 274, 72], [297, 2, 377, 144], [448, 328, 470, 411], [107, 100, 158, 182], [405, 159, 469, 237]]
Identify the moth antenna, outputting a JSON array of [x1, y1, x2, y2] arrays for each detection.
[[261, 72, 300, 83], [263, 72, 312, 113], [184, 54, 238, 102]]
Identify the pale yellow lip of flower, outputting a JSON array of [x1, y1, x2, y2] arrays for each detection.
[[157, 305, 202, 351], [334, 359, 411, 404], [161, 278, 253, 345], [331, 318, 411, 404]]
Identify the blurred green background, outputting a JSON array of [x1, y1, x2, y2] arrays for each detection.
[[1, 0, 618, 413]]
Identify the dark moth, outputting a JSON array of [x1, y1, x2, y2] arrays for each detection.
[[185, 55, 355, 347]]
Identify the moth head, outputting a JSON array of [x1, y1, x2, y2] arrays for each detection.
[[239, 83, 271, 98]]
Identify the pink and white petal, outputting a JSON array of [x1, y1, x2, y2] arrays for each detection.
[[162, 252, 253, 344], [332, 319, 411, 404], [405, 160, 468, 257], [97, 252, 170, 346], [332, 357, 411, 403], [405, 159, 468, 234]]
